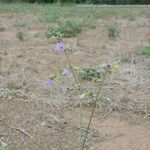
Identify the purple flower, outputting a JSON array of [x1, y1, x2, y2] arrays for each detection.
[[54, 42, 64, 53], [107, 63, 111, 68], [47, 79, 54, 87], [63, 69, 72, 77]]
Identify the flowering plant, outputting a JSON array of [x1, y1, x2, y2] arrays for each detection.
[[48, 41, 119, 150]]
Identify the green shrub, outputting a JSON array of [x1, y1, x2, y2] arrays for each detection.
[[140, 46, 150, 56], [107, 25, 119, 38], [80, 68, 100, 81], [46, 18, 82, 38]]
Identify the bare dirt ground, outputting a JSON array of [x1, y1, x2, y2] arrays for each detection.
[[0, 9, 150, 150]]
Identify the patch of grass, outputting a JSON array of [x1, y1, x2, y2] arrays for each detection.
[[88, 9, 102, 20], [82, 17, 96, 29], [0, 88, 22, 99], [139, 46, 150, 56], [79, 68, 104, 83], [13, 19, 28, 28], [122, 13, 136, 21], [46, 18, 83, 38], [9, 89, 22, 97], [40, 10, 60, 23], [0, 3, 149, 19], [80, 68, 98, 81], [107, 25, 119, 38], [43, 14, 60, 23], [79, 60, 120, 83], [82, 10, 101, 29], [0, 146, 7, 150]]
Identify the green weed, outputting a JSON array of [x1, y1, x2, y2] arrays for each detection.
[[13, 19, 28, 28], [139, 46, 150, 56], [46, 18, 82, 38], [79, 60, 120, 83], [0, 88, 22, 99], [79, 68, 103, 83], [0, 139, 7, 150], [107, 25, 119, 38], [0, 146, 7, 150]]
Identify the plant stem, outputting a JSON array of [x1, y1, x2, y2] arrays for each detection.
[[81, 102, 95, 150], [64, 50, 80, 89], [80, 100, 83, 149], [81, 69, 109, 150]]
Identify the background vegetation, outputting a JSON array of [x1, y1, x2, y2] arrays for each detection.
[[0, 0, 149, 4]]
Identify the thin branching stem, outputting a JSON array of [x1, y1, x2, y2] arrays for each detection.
[[81, 68, 109, 150], [64, 50, 80, 89], [64, 49, 109, 150], [80, 100, 83, 148]]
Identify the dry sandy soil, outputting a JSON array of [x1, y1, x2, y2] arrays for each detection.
[[0, 8, 150, 150]]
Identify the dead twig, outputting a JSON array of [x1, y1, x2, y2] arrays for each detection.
[[11, 125, 32, 138]]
